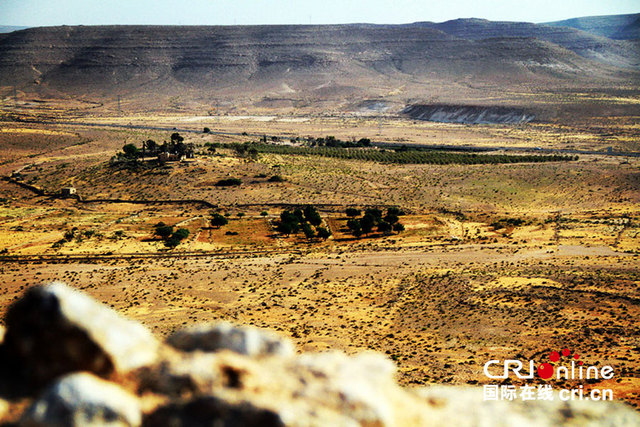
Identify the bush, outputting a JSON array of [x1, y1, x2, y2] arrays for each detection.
[[165, 228, 189, 248], [268, 175, 284, 182], [172, 228, 190, 240]]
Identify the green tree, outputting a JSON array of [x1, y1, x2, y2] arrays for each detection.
[[378, 220, 392, 234], [164, 228, 189, 248], [172, 228, 190, 240], [277, 220, 298, 236], [384, 213, 399, 225], [360, 214, 375, 235], [302, 223, 315, 239], [346, 208, 361, 217], [155, 224, 174, 239], [387, 207, 405, 216], [211, 213, 228, 228], [393, 223, 405, 233], [171, 132, 184, 143], [304, 205, 322, 226], [364, 208, 382, 221], [316, 227, 332, 240], [122, 143, 140, 160], [347, 219, 362, 238]]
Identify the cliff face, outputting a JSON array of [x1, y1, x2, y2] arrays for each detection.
[[1, 283, 639, 426], [0, 22, 637, 114]]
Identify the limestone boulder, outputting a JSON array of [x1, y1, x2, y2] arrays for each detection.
[[167, 322, 294, 357], [3, 282, 160, 386], [21, 372, 141, 427]]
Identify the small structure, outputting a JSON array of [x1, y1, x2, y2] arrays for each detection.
[[158, 153, 183, 163], [60, 186, 77, 197]]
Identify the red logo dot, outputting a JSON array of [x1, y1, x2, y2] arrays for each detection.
[[562, 348, 570, 357], [550, 351, 560, 362], [573, 354, 579, 359], [538, 363, 554, 379]]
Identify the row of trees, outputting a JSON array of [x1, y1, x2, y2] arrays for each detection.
[[308, 136, 372, 148], [276, 206, 331, 240], [224, 143, 577, 165], [345, 207, 405, 238]]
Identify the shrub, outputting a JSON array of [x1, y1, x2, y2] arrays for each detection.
[[268, 175, 284, 182], [172, 228, 190, 240]]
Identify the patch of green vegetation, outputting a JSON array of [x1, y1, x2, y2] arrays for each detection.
[[226, 142, 577, 165]]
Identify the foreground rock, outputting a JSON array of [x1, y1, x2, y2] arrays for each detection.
[[3, 282, 159, 387], [167, 322, 295, 357], [1, 283, 639, 426], [21, 372, 141, 427]]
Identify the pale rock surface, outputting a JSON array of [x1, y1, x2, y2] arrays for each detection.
[[167, 321, 295, 357], [3, 282, 160, 385], [20, 372, 142, 427]]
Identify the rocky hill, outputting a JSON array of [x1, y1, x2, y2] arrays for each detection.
[[545, 13, 640, 41], [0, 20, 638, 116], [1, 282, 638, 426], [413, 18, 639, 68]]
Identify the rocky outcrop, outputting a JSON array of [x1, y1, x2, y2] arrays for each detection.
[[21, 373, 142, 427], [167, 322, 295, 357], [2, 282, 159, 387], [0, 282, 638, 426], [402, 104, 535, 124]]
